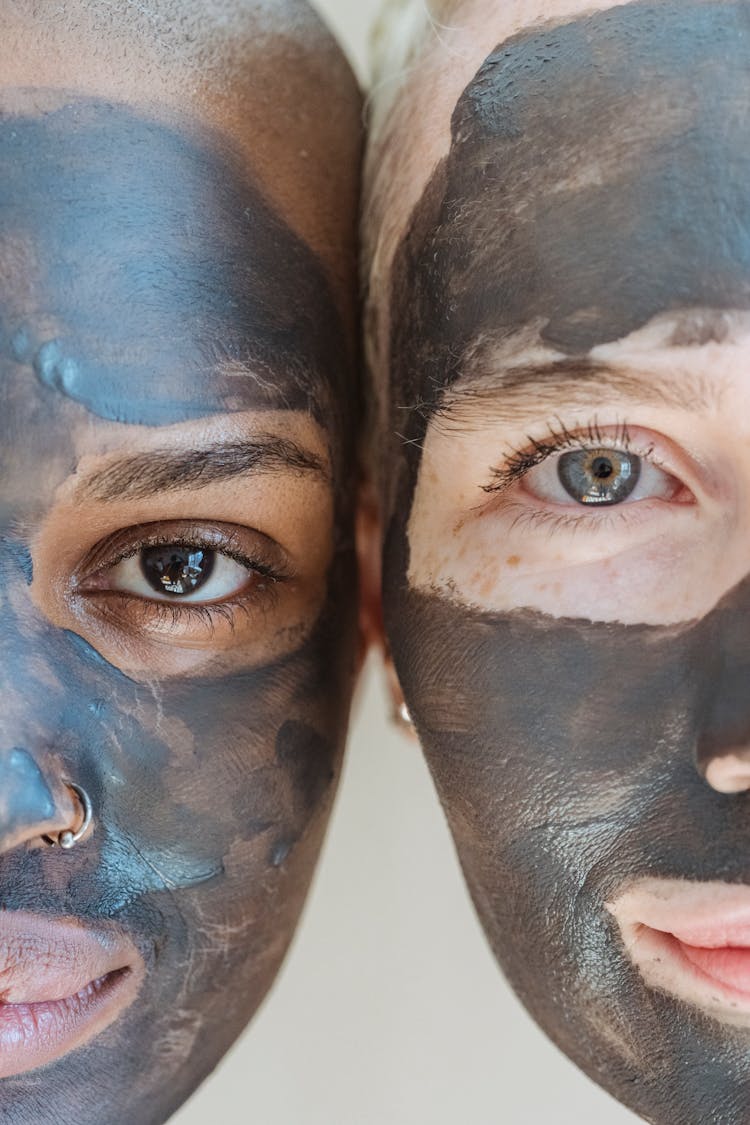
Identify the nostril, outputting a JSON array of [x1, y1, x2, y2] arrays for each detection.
[[0, 748, 79, 852], [704, 749, 750, 794]]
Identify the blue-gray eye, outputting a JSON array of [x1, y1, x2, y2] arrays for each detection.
[[557, 449, 641, 505], [140, 546, 215, 596]]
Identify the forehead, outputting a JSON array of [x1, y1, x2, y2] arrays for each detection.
[[0, 0, 362, 285], [443, 0, 750, 350], [388, 0, 750, 411], [0, 98, 349, 427]]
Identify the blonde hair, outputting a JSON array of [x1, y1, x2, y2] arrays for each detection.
[[362, 0, 463, 466], [368, 0, 461, 135]]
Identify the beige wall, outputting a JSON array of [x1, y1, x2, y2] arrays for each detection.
[[173, 4, 635, 1123]]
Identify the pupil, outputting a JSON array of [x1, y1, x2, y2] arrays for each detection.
[[557, 448, 640, 506], [591, 456, 614, 480], [140, 545, 215, 596]]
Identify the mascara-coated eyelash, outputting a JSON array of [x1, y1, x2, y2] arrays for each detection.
[[483, 418, 647, 494], [74, 521, 290, 634]]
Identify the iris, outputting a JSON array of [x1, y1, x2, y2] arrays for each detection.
[[557, 449, 640, 505], [140, 546, 215, 596]]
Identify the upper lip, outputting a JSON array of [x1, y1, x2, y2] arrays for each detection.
[[609, 878, 750, 948], [0, 910, 140, 1003], [608, 878, 750, 1025]]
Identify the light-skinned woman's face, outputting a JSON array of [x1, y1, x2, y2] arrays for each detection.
[[367, 1, 750, 1120], [0, 3, 360, 1122]]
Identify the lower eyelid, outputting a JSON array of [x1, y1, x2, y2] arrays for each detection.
[[488, 490, 691, 537], [81, 577, 281, 635]]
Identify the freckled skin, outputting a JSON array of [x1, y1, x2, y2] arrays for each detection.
[[383, 3, 750, 1122], [0, 98, 358, 1123]]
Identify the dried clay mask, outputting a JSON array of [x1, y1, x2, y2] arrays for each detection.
[[0, 88, 359, 1123], [382, 2, 750, 1120]]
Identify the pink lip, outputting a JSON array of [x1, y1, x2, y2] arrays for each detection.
[[607, 879, 750, 1026], [0, 911, 144, 1077]]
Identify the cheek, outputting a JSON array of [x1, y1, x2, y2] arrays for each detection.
[[88, 660, 339, 887], [385, 586, 714, 907], [3, 607, 342, 906], [407, 459, 730, 629]]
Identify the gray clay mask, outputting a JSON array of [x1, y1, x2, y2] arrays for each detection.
[[387, 575, 750, 1123], [383, 3, 750, 1121], [0, 96, 357, 1124]]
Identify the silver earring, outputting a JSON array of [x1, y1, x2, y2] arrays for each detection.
[[392, 700, 415, 732], [43, 782, 93, 850]]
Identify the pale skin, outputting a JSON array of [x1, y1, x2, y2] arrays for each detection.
[[366, 0, 750, 790], [363, 1, 750, 1119]]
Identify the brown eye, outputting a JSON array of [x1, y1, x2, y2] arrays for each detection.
[[99, 542, 254, 604], [557, 449, 641, 505], [141, 546, 215, 597]]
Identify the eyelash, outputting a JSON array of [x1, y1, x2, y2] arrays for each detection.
[[121, 594, 274, 635], [483, 418, 646, 495], [478, 417, 683, 535], [80, 526, 288, 632]]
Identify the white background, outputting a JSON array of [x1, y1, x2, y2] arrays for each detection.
[[174, 3, 636, 1121]]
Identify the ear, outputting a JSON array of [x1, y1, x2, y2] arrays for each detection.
[[356, 477, 416, 735]]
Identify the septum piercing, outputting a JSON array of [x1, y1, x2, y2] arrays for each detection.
[[43, 782, 94, 850]]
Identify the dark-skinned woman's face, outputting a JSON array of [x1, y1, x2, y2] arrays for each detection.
[[0, 6, 360, 1117], [374, 2, 750, 1121]]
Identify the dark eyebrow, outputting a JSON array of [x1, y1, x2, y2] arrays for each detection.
[[77, 436, 328, 503], [433, 358, 723, 429]]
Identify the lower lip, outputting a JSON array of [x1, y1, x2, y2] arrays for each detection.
[[0, 967, 134, 1079], [631, 924, 750, 1023], [678, 940, 750, 997]]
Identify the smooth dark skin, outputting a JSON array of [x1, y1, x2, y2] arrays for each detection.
[[0, 93, 358, 1123], [383, 3, 750, 1121]]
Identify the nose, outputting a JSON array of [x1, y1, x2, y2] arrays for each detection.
[[0, 747, 80, 853], [704, 747, 750, 794]]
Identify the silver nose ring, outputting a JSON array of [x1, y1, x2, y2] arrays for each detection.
[[43, 782, 93, 850]]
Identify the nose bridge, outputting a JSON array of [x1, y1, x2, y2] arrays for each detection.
[[0, 746, 78, 852], [0, 544, 83, 849], [0, 595, 65, 745]]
